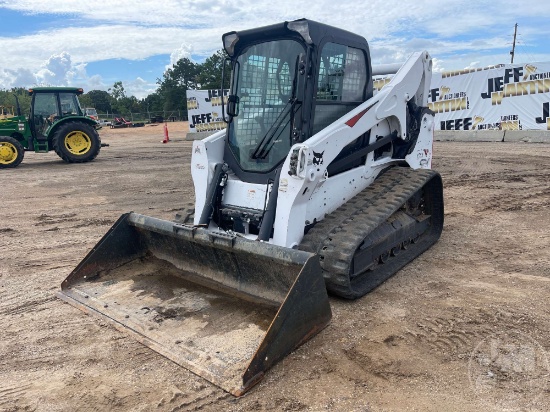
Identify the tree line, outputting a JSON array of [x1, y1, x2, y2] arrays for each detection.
[[0, 50, 228, 120]]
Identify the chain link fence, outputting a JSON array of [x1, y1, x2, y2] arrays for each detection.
[[96, 111, 188, 123]]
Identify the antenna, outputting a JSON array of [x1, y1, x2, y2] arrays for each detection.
[[510, 23, 518, 63]]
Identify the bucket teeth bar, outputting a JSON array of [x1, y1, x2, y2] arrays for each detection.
[[57, 212, 331, 395]]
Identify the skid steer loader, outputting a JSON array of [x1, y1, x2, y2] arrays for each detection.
[[58, 19, 443, 395]]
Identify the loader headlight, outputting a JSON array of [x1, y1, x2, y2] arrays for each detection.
[[223, 32, 239, 57], [287, 20, 312, 44]]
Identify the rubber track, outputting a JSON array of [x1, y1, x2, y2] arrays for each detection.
[[299, 166, 444, 299]]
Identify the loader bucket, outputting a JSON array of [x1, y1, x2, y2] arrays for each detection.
[[57, 212, 331, 396]]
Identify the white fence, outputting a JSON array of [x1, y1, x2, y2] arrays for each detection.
[[186, 89, 229, 133], [375, 62, 550, 131], [188, 63, 550, 133]]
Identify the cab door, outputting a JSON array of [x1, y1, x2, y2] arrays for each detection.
[[30, 93, 60, 139]]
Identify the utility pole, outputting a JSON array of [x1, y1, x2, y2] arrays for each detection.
[[510, 23, 518, 63]]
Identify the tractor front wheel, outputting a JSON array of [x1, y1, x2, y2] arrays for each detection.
[[52, 121, 101, 163], [0, 136, 24, 168]]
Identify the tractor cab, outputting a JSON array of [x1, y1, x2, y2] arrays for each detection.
[[221, 19, 373, 184], [29, 87, 85, 139]]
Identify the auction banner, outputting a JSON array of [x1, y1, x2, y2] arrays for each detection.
[[375, 62, 550, 131], [186, 89, 229, 133]]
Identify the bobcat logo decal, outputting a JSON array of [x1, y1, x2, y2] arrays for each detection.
[[312, 150, 324, 166]]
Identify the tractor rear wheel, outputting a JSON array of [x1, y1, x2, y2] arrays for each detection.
[[52, 121, 101, 163], [0, 136, 24, 168]]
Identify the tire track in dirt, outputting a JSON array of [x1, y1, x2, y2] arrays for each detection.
[[126, 345, 163, 364], [0, 284, 56, 310], [0, 384, 32, 410], [400, 315, 482, 357], [397, 307, 548, 360], [0, 295, 57, 316], [2, 135, 550, 411], [35, 212, 79, 226], [157, 386, 230, 412], [480, 186, 550, 212]]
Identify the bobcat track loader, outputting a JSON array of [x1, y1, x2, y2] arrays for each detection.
[[58, 19, 443, 395]]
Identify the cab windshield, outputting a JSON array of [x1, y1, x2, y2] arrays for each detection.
[[228, 39, 304, 173], [60, 93, 82, 116]]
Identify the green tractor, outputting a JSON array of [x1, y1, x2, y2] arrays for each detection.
[[0, 87, 102, 169]]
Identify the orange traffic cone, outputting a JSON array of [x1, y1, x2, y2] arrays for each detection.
[[162, 122, 170, 143]]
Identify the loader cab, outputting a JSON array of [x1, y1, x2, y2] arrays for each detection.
[[84, 107, 98, 121], [222, 19, 373, 184], [29, 87, 84, 139]]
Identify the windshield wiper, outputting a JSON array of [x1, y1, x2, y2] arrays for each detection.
[[251, 99, 299, 160], [251, 55, 303, 160]]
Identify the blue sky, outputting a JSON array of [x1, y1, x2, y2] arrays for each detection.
[[1, 0, 549, 99]]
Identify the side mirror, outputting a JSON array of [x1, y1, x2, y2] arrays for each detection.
[[222, 57, 239, 123], [226, 95, 240, 117]]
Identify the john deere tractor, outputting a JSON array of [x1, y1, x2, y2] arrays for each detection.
[[0, 87, 101, 168]]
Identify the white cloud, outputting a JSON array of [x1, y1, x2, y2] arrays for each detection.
[[0, 25, 223, 70], [1, 0, 542, 48], [36, 52, 73, 85], [88, 74, 105, 89], [0, 50, 94, 88], [464, 61, 481, 70], [124, 77, 157, 99], [1, 0, 549, 95], [166, 44, 193, 71], [432, 58, 445, 73], [0, 67, 37, 88]]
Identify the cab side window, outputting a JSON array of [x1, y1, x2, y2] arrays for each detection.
[[317, 43, 366, 102], [59, 93, 81, 117], [313, 43, 367, 135]]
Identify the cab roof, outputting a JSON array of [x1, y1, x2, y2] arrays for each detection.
[[28, 87, 84, 95], [223, 18, 369, 57]]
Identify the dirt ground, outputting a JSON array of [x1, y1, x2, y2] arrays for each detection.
[[1, 122, 549, 412]]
